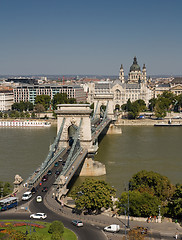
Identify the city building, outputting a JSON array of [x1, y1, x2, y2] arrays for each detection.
[[0, 87, 14, 111], [13, 84, 86, 104], [87, 57, 153, 108], [154, 77, 182, 97]]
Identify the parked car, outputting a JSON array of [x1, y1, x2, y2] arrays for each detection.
[[42, 175, 48, 182], [72, 220, 83, 227], [42, 186, 48, 192], [104, 224, 120, 233], [30, 213, 47, 220], [47, 170, 52, 175], [36, 196, 42, 203]]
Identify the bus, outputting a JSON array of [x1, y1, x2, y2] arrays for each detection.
[[0, 197, 18, 211]]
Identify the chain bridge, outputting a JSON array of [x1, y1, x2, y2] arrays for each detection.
[[26, 103, 113, 201]]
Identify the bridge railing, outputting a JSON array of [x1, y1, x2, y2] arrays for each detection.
[[26, 117, 66, 188], [28, 147, 65, 188]]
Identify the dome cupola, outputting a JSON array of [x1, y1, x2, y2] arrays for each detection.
[[130, 56, 141, 72]]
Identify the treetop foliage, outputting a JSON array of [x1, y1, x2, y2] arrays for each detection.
[[129, 170, 174, 200], [71, 178, 116, 212]]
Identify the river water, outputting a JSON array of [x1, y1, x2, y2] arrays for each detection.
[[0, 126, 182, 195]]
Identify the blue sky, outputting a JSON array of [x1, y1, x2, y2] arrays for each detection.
[[0, 0, 182, 76]]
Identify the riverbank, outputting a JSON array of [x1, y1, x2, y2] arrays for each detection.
[[115, 118, 182, 126]]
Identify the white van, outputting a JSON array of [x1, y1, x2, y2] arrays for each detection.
[[104, 224, 120, 233], [22, 191, 32, 201]]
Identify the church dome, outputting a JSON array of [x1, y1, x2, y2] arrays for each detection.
[[130, 56, 141, 72]]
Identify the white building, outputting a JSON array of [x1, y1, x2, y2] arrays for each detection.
[[0, 88, 14, 111], [87, 57, 153, 108]]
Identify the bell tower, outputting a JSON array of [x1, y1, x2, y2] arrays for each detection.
[[119, 64, 125, 83]]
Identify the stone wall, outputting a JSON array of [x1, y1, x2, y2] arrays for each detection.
[[79, 158, 106, 176]]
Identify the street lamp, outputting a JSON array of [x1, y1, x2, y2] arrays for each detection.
[[158, 205, 161, 216]]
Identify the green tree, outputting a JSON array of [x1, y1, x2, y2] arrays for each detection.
[[149, 98, 157, 112], [126, 99, 132, 112], [117, 190, 160, 217], [26, 232, 46, 240], [4, 113, 8, 119], [52, 93, 69, 109], [34, 104, 45, 113], [0, 112, 3, 118], [48, 221, 64, 235], [135, 99, 146, 112], [69, 98, 77, 104], [154, 101, 166, 119], [31, 112, 36, 119], [0, 181, 12, 197], [175, 94, 182, 112], [167, 184, 182, 218], [35, 95, 51, 111], [129, 170, 174, 201], [71, 179, 116, 213], [20, 112, 25, 119], [128, 101, 140, 119], [25, 112, 30, 118]]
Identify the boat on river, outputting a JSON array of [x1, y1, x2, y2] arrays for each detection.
[[0, 120, 51, 127]]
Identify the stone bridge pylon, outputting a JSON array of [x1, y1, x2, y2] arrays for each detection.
[[56, 104, 94, 152]]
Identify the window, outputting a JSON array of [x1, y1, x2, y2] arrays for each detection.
[[115, 89, 121, 100]]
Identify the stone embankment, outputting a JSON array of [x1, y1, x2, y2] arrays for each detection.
[[115, 118, 182, 126]]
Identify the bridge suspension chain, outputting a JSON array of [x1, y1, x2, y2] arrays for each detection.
[[26, 117, 66, 187]]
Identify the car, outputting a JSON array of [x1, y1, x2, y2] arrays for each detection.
[[36, 196, 42, 203], [62, 162, 65, 166], [72, 220, 83, 227], [42, 186, 48, 192], [55, 170, 60, 175], [30, 213, 47, 220], [22, 191, 32, 201], [104, 224, 120, 233], [42, 175, 48, 182], [47, 170, 52, 175], [54, 162, 59, 167], [58, 158, 63, 162]]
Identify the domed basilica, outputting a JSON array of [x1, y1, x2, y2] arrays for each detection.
[[87, 57, 153, 108]]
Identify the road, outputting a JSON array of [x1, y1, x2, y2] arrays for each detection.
[[0, 156, 107, 240]]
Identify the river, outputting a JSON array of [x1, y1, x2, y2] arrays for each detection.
[[0, 125, 182, 195]]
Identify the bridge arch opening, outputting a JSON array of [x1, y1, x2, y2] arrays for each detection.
[[68, 124, 77, 147]]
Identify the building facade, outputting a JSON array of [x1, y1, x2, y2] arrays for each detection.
[[13, 84, 86, 104], [0, 87, 14, 111], [87, 57, 153, 108], [154, 78, 182, 98]]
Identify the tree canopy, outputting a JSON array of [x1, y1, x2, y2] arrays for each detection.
[[52, 93, 76, 110], [118, 190, 160, 217], [71, 178, 116, 213], [167, 184, 182, 219], [35, 95, 51, 111], [129, 170, 174, 201]]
